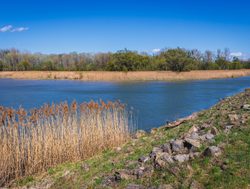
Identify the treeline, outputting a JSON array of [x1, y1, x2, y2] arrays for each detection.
[[0, 48, 249, 72]]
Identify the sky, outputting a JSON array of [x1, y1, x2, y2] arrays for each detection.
[[0, 0, 250, 58]]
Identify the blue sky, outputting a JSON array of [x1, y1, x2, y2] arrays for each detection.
[[0, 0, 250, 57]]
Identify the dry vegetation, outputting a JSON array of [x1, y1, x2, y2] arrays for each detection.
[[0, 100, 133, 186], [1, 70, 250, 81]]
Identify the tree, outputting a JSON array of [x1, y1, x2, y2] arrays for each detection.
[[41, 61, 56, 71], [107, 49, 150, 71], [229, 57, 243, 70], [17, 61, 31, 71], [202, 50, 214, 70], [0, 60, 3, 71], [160, 48, 194, 71]]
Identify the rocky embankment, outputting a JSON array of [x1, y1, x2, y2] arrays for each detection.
[[102, 89, 250, 189], [9, 88, 250, 189]]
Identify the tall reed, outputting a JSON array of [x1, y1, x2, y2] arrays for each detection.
[[0, 100, 134, 186]]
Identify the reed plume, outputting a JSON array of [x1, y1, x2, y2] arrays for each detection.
[[0, 100, 134, 186]]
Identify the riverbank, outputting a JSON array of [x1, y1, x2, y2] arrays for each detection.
[[1, 70, 250, 81], [10, 88, 250, 188]]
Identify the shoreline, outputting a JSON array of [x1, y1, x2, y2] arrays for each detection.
[[0, 70, 250, 81], [8, 89, 250, 188]]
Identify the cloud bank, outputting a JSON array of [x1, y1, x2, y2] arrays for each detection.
[[0, 25, 29, 32], [0, 25, 13, 32], [152, 48, 161, 53], [230, 52, 243, 57]]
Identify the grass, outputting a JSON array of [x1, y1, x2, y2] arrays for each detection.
[[18, 121, 193, 188], [0, 100, 134, 187]]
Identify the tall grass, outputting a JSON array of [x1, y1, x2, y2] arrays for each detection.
[[1, 70, 250, 81], [0, 100, 134, 186]]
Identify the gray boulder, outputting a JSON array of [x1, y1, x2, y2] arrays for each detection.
[[205, 133, 215, 140], [203, 146, 222, 157], [173, 154, 190, 163], [184, 137, 201, 148], [155, 152, 174, 167], [150, 147, 163, 159], [161, 143, 172, 154], [242, 104, 250, 110], [138, 156, 150, 163], [171, 139, 185, 153]]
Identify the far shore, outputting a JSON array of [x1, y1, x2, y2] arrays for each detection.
[[1, 70, 250, 81]]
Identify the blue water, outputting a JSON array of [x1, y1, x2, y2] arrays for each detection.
[[0, 77, 250, 130]]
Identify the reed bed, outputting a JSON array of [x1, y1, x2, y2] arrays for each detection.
[[1, 70, 250, 81], [0, 100, 134, 186]]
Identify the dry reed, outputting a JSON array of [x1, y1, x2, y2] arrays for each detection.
[[1, 70, 250, 81], [0, 100, 134, 186]]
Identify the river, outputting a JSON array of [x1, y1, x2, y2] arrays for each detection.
[[0, 76, 250, 130]]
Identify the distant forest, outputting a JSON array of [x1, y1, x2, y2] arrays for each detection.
[[0, 48, 249, 72]]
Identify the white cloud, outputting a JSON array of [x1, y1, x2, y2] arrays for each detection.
[[152, 48, 161, 53], [0, 25, 29, 33], [0, 25, 13, 32], [230, 52, 243, 57], [11, 27, 29, 32]]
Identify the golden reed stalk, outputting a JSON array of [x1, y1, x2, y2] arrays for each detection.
[[0, 100, 134, 186]]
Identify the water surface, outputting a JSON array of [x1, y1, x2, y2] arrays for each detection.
[[0, 77, 250, 130]]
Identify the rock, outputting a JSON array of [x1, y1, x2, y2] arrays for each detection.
[[134, 166, 153, 178], [189, 152, 200, 159], [151, 128, 158, 134], [164, 113, 198, 129], [161, 143, 172, 154], [133, 166, 148, 179], [158, 184, 174, 189], [115, 170, 135, 180], [242, 104, 250, 110], [184, 137, 201, 148], [102, 175, 116, 186], [228, 114, 239, 124], [81, 163, 90, 172], [114, 171, 122, 181], [210, 127, 219, 135], [134, 168, 144, 179], [138, 156, 150, 163], [205, 133, 215, 140], [173, 154, 189, 163], [190, 180, 204, 189], [188, 125, 199, 134], [224, 125, 233, 133], [135, 130, 147, 138], [155, 152, 174, 167], [200, 133, 215, 141], [150, 147, 163, 159], [126, 184, 145, 189], [203, 146, 222, 157], [166, 119, 184, 128], [200, 123, 211, 129], [171, 139, 185, 153], [189, 132, 200, 140]]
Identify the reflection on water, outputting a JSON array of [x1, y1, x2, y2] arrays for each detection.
[[0, 76, 250, 130]]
